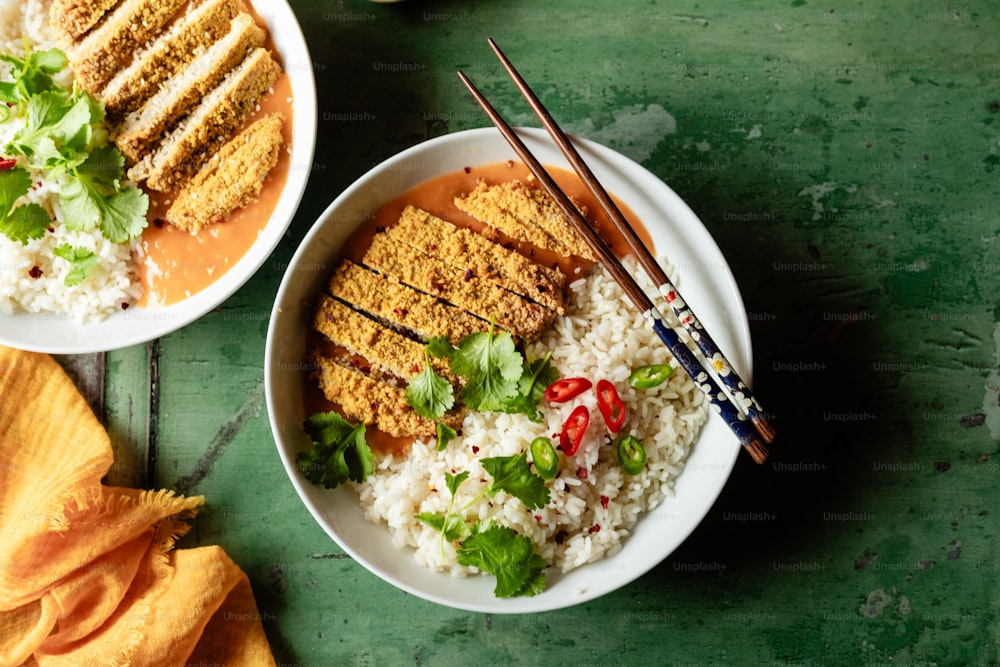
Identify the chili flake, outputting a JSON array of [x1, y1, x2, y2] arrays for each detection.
[[28, 266, 42, 279]]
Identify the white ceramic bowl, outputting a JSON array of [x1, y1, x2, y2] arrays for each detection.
[[0, 1, 317, 353], [266, 127, 753, 613]]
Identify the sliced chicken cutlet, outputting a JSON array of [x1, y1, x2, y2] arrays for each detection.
[[164, 113, 284, 233], [385, 206, 566, 314], [61, 0, 190, 93], [128, 46, 282, 192], [49, 0, 119, 43], [115, 11, 265, 163], [313, 294, 455, 385], [362, 232, 555, 341], [100, 0, 240, 119], [328, 261, 485, 345], [454, 180, 597, 261], [311, 355, 463, 439]]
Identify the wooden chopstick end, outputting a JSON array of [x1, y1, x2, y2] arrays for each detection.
[[745, 438, 770, 465], [753, 418, 777, 444]]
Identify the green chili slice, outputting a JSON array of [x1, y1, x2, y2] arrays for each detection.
[[627, 364, 673, 389], [530, 436, 560, 481], [616, 435, 647, 475]]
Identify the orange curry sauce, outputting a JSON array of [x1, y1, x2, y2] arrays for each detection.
[[305, 160, 653, 455], [136, 2, 292, 307]]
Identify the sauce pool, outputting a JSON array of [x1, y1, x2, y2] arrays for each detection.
[[136, 2, 293, 307], [304, 161, 655, 456]]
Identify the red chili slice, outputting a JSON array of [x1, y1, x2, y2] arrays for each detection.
[[0, 158, 17, 171], [595, 379, 626, 433], [543, 377, 592, 403], [559, 404, 590, 456]]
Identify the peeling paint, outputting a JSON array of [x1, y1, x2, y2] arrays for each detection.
[[575, 103, 677, 163], [861, 587, 893, 617], [798, 181, 858, 221]]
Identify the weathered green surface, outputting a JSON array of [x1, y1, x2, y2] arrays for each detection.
[[94, 1, 1000, 664]]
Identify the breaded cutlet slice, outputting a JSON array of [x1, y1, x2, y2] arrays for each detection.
[[313, 295, 456, 385], [362, 233, 555, 341], [163, 113, 284, 233], [65, 0, 189, 93], [49, 0, 119, 43], [116, 12, 266, 163], [454, 180, 597, 261], [329, 261, 486, 346], [311, 355, 464, 439], [100, 0, 240, 118], [130, 47, 281, 192], [387, 206, 566, 314]]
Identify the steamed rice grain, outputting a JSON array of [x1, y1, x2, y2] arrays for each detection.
[[352, 256, 708, 577], [0, 0, 141, 321]]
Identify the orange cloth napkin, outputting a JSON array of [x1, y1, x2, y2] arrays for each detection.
[[0, 346, 276, 666]]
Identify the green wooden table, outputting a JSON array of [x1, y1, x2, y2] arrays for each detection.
[[63, 1, 1000, 664]]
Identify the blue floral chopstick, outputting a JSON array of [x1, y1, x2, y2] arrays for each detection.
[[482, 38, 776, 445], [457, 66, 770, 463]]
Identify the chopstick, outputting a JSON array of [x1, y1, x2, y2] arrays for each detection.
[[483, 38, 776, 447], [457, 65, 770, 464]]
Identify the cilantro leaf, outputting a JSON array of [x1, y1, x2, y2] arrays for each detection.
[[450, 322, 523, 411], [436, 421, 457, 451], [497, 352, 559, 422], [456, 523, 547, 598], [60, 146, 148, 242], [415, 511, 471, 543], [297, 411, 373, 489], [0, 48, 147, 246], [426, 335, 456, 360], [0, 46, 66, 103], [0, 164, 32, 211], [480, 453, 551, 510], [406, 349, 455, 420], [445, 470, 470, 496], [3, 202, 49, 244], [95, 185, 148, 243], [416, 471, 471, 548], [7, 90, 94, 166], [0, 167, 49, 244], [51, 244, 98, 286]]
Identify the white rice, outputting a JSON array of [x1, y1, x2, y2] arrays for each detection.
[[0, 0, 142, 321], [353, 257, 708, 576]]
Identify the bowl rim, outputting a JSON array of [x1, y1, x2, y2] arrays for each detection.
[[265, 126, 751, 613], [0, 0, 318, 354]]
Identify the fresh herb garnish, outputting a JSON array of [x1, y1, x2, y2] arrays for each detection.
[[416, 470, 471, 551], [52, 243, 97, 286], [0, 44, 66, 105], [435, 421, 457, 451], [472, 453, 551, 510], [406, 328, 559, 423], [456, 522, 547, 598], [0, 44, 147, 245], [496, 352, 557, 421], [59, 145, 147, 243], [297, 411, 373, 489], [0, 166, 49, 243], [450, 320, 524, 411], [406, 347, 455, 420], [417, 468, 548, 598], [425, 335, 456, 360]]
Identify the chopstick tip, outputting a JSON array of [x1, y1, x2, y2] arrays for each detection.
[[753, 418, 777, 444], [745, 438, 769, 465]]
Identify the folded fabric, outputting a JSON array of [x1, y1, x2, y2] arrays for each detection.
[[0, 345, 276, 666]]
